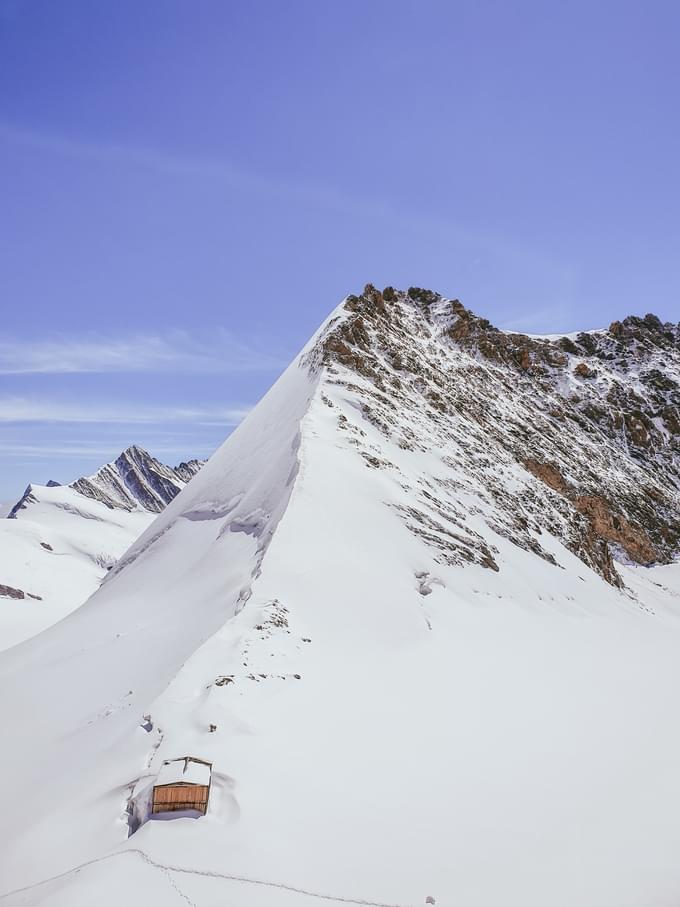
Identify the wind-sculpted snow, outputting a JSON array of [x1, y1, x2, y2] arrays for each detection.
[[1, 290, 680, 907]]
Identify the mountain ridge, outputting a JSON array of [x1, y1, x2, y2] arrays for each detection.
[[8, 445, 204, 519], [314, 285, 680, 586], [1, 289, 680, 906]]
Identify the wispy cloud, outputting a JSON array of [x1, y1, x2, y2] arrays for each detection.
[[0, 441, 217, 459], [0, 330, 285, 375], [0, 396, 250, 425], [0, 120, 575, 292], [0, 120, 386, 219]]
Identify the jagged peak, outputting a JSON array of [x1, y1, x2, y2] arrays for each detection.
[[114, 444, 157, 465], [118, 443, 147, 457], [72, 446, 205, 513], [7, 447, 205, 520], [6, 485, 36, 520], [318, 284, 679, 376], [313, 284, 680, 586]]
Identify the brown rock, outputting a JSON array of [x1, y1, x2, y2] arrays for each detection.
[[449, 313, 472, 341], [524, 460, 571, 496], [574, 362, 595, 378], [516, 348, 531, 370], [524, 460, 658, 572], [624, 411, 652, 447], [662, 405, 680, 435], [574, 495, 657, 564], [576, 525, 623, 587]]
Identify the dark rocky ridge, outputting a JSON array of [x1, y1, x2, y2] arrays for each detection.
[[313, 285, 680, 587], [0, 583, 42, 601], [9, 446, 205, 517], [70, 446, 204, 513]]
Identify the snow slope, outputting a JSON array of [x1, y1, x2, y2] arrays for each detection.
[[0, 448, 203, 650], [1, 289, 680, 907]]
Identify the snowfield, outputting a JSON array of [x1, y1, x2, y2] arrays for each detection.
[[1, 290, 679, 907], [0, 448, 202, 650], [0, 483, 156, 649]]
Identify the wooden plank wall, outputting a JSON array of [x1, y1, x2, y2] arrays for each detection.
[[152, 784, 209, 814]]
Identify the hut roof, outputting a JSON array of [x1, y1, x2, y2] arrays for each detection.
[[156, 756, 211, 787]]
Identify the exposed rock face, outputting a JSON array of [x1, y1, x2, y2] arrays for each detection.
[[574, 362, 596, 379], [71, 446, 204, 512], [8, 489, 38, 517], [524, 460, 571, 496], [313, 285, 680, 586], [524, 460, 658, 578], [10, 446, 205, 517], [574, 495, 657, 564], [0, 584, 41, 601]]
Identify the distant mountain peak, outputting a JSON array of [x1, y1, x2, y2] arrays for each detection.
[[8, 446, 205, 518], [72, 446, 205, 513]]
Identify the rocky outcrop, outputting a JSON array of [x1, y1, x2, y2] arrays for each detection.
[[8, 447, 205, 519], [69, 446, 204, 512], [524, 460, 571, 496], [0, 584, 42, 601], [315, 285, 680, 586], [7, 488, 38, 518], [524, 459, 658, 574], [574, 495, 657, 564]]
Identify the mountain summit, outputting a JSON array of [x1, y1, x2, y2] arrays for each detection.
[[316, 285, 680, 585], [1, 289, 679, 907]]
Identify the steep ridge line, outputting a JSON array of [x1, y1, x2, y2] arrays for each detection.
[[313, 285, 680, 586], [0, 847, 419, 907], [0, 359, 322, 888]]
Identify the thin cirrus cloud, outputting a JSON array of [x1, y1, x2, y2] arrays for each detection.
[[0, 442, 208, 458], [0, 329, 286, 375], [0, 396, 250, 425], [0, 120, 572, 285]]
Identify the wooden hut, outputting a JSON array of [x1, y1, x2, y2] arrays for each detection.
[[151, 756, 212, 817]]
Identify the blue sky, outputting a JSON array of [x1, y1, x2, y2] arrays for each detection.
[[1, 0, 679, 500]]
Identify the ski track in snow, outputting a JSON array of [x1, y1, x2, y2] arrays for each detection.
[[0, 848, 416, 907]]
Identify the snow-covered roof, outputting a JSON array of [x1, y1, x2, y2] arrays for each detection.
[[155, 757, 211, 787]]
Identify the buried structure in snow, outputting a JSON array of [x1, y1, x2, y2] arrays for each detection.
[[151, 756, 212, 818]]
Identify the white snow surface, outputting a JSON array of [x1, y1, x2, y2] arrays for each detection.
[[0, 483, 155, 649], [156, 758, 211, 787], [1, 299, 680, 906], [0, 447, 203, 650]]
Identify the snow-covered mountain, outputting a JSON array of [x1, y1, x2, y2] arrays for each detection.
[[0, 447, 203, 649], [1, 287, 679, 907]]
